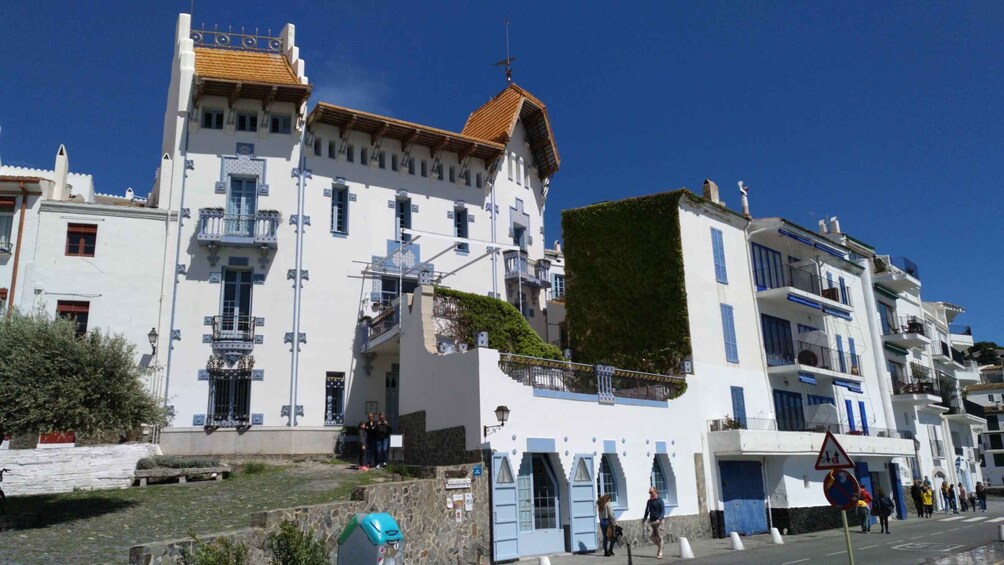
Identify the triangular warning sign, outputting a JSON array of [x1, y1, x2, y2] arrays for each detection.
[[814, 431, 854, 470]]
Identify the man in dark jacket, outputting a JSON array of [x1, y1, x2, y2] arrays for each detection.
[[911, 482, 924, 518], [643, 487, 665, 559], [374, 413, 391, 468]]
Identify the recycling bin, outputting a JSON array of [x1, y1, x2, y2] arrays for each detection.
[[337, 512, 403, 565]]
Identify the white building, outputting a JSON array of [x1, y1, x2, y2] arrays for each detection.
[[0, 146, 173, 391]]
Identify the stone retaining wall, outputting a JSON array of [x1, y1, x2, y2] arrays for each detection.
[[0, 443, 159, 496], [130, 464, 489, 565], [398, 410, 484, 466]]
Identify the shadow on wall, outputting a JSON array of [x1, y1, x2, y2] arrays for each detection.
[[1, 494, 137, 530]]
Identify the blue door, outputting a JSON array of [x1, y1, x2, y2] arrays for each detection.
[[855, 462, 875, 526], [491, 453, 519, 561], [731, 387, 747, 428], [568, 454, 597, 553], [719, 461, 768, 535], [889, 463, 907, 520]]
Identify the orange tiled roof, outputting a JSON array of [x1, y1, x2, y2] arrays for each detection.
[[194, 48, 301, 86]]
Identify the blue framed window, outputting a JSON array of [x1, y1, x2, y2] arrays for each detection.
[[395, 198, 412, 242], [720, 304, 739, 363], [269, 114, 291, 134], [774, 389, 805, 431], [597, 454, 619, 504], [324, 372, 345, 426], [839, 277, 848, 305], [331, 186, 348, 234], [827, 272, 834, 289], [762, 314, 794, 366], [236, 112, 258, 132], [552, 274, 566, 299], [454, 207, 469, 252], [845, 399, 856, 431], [836, 335, 846, 373], [731, 386, 747, 428], [858, 401, 868, 435], [807, 394, 835, 406], [711, 228, 728, 284], [751, 243, 783, 291]]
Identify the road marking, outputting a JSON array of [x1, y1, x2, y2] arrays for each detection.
[[962, 517, 986, 522], [940, 516, 966, 521], [781, 560, 810, 565], [910, 535, 925, 539], [861, 545, 878, 550], [989, 517, 1004, 523], [946, 527, 960, 532], [825, 551, 847, 556]]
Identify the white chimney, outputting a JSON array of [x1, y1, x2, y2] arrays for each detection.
[[702, 179, 720, 204], [830, 216, 841, 234], [554, 240, 562, 254], [818, 219, 829, 234], [52, 144, 69, 200], [125, 187, 135, 200]]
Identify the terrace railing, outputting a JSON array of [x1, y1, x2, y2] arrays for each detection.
[[766, 339, 861, 375], [707, 416, 912, 439]]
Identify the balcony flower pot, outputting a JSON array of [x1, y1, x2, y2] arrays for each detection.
[[797, 350, 819, 367]]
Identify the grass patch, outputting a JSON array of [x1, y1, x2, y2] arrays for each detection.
[[137, 455, 221, 470], [238, 461, 271, 475]]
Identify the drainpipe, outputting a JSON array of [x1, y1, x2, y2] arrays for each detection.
[[858, 258, 896, 429], [163, 120, 192, 405], [489, 163, 499, 298], [289, 121, 308, 426], [6, 182, 28, 315]]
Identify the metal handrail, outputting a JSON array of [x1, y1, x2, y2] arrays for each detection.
[[497, 353, 685, 401], [707, 417, 912, 439], [766, 339, 861, 375], [753, 264, 852, 306], [211, 315, 258, 342], [368, 298, 401, 340], [502, 250, 552, 284], [883, 315, 926, 337]]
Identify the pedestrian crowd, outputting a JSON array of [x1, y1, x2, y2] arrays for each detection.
[[356, 412, 392, 471], [909, 475, 987, 519]]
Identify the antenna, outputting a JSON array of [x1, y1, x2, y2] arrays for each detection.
[[492, 18, 516, 83]]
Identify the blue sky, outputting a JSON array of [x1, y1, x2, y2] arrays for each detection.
[[2, 2, 1002, 343]]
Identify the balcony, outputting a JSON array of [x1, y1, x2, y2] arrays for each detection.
[[874, 255, 920, 292], [502, 250, 551, 289], [766, 340, 862, 381], [891, 371, 944, 407], [706, 417, 915, 457], [0, 240, 12, 258], [196, 209, 280, 248], [882, 316, 930, 349], [931, 340, 952, 363], [955, 360, 981, 382], [363, 298, 401, 353], [949, 324, 974, 351], [754, 264, 853, 314], [210, 315, 260, 351]]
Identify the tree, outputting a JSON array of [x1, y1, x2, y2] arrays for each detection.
[[0, 309, 165, 437], [968, 341, 1002, 366]]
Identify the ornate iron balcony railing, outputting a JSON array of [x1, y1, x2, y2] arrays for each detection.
[[502, 250, 551, 288], [197, 209, 280, 248]]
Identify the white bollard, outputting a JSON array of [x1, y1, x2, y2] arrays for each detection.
[[729, 532, 744, 550], [998, 525, 1004, 542], [770, 527, 785, 545], [537, 557, 551, 565], [679, 536, 695, 559]]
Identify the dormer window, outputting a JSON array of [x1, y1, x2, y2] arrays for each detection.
[[270, 114, 292, 134], [202, 109, 225, 130], [236, 112, 258, 132]]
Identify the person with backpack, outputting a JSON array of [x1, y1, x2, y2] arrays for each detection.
[[873, 487, 895, 534], [856, 486, 873, 533], [597, 494, 618, 557]]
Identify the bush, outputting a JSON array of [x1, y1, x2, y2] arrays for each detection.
[[136, 455, 221, 470], [267, 520, 328, 565], [181, 534, 250, 565], [434, 287, 563, 359], [239, 461, 270, 475]]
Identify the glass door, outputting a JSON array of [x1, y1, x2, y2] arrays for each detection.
[[227, 178, 258, 237], [221, 269, 253, 338]]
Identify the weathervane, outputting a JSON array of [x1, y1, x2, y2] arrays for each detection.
[[492, 18, 516, 83]]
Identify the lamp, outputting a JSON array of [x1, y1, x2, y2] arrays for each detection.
[[484, 405, 510, 437], [148, 327, 159, 354]]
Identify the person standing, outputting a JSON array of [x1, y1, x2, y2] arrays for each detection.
[[856, 486, 873, 533], [911, 481, 924, 518], [357, 419, 370, 471], [947, 483, 958, 514], [375, 413, 391, 468], [958, 483, 968, 512], [968, 486, 978, 512], [597, 494, 618, 557], [941, 481, 951, 514], [921, 485, 934, 518], [976, 481, 987, 511], [874, 488, 895, 534], [642, 487, 665, 559], [364, 412, 378, 468]]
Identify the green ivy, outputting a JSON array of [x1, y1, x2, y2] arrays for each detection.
[[433, 287, 563, 359], [561, 190, 692, 374]]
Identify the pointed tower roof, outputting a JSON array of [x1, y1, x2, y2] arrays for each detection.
[[462, 83, 560, 179]]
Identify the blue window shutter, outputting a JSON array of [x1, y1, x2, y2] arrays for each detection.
[[711, 228, 728, 284], [827, 272, 834, 289], [839, 277, 848, 304], [836, 335, 846, 373], [730, 387, 747, 427], [846, 399, 856, 431], [720, 304, 739, 363], [848, 338, 857, 369], [858, 401, 869, 435]]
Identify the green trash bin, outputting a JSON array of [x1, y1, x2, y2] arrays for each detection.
[[337, 512, 403, 564]]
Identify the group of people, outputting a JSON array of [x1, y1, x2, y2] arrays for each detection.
[[597, 487, 666, 559], [910, 476, 987, 518], [854, 485, 895, 534], [355, 412, 392, 471]]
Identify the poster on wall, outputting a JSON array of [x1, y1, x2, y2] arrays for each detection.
[[464, 493, 473, 512], [455, 508, 462, 524]]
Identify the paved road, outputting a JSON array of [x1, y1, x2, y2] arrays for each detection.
[[546, 499, 1004, 564]]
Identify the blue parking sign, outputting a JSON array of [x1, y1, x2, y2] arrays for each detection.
[[473, 464, 483, 477]]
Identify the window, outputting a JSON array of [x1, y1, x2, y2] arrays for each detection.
[[762, 314, 794, 366], [202, 109, 224, 129], [994, 453, 1004, 467], [313, 138, 322, 156], [517, 157, 523, 186], [324, 372, 345, 426], [220, 269, 253, 340], [989, 415, 999, 431], [720, 304, 739, 363], [992, 435, 1004, 451], [361, 148, 369, 166], [476, 172, 483, 188], [858, 401, 869, 435], [420, 160, 428, 177], [378, 151, 387, 169], [56, 300, 89, 336], [836, 335, 846, 373], [454, 207, 468, 252], [878, 302, 894, 334], [514, 292, 533, 318], [524, 161, 531, 188], [379, 276, 419, 308], [839, 276, 848, 305], [774, 389, 805, 431], [331, 186, 349, 234], [395, 198, 412, 241], [270, 114, 291, 134], [845, 399, 856, 431], [0, 197, 14, 250], [650, 456, 677, 506], [328, 141, 336, 159], [807, 394, 835, 405], [849, 338, 858, 372], [449, 166, 456, 183], [65, 223, 97, 257], [391, 154, 399, 171], [750, 242, 783, 290], [236, 112, 258, 132], [207, 368, 251, 427], [552, 274, 566, 299], [596, 455, 618, 503], [518, 454, 559, 531], [507, 153, 514, 180], [408, 158, 415, 175], [711, 228, 728, 284], [436, 164, 444, 181], [347, 145, 355, 163]]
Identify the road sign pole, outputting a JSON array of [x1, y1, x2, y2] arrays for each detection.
[[840, 509, 855, 565]]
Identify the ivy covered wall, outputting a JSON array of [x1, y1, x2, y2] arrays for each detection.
[[561, 190, 692, 374]]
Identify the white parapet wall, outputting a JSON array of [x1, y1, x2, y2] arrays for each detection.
[[0, 443, 160, 496]]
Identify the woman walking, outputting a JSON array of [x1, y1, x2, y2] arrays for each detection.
[[958, 483, 968, 512], [874, 488, 895, 534], [597, 494, 618, 556], [921, 484, 934, 518]]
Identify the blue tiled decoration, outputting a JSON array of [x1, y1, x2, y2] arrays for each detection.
[[252, 369, 264, 381], [468, 214, 475, 223], [255, 318, 265, 327], [203, 316, 214, 326], [251, 414, 264, 426], [447, 210, 454, 219], [215, 181, 227, 194], [198, 370, 209, 381], [171, 330, 182, 341], [257, 183, 269, 196], [387, 200, 396, 209], [348, 193, 357, 202], [202, 334, 212, 344], [236, 143, 255, 156], [255, 335, 264, 344], [209, 272, 222, 284], [193, 414, 206, 426], [411, 204, 419, 213], [181, 208, 191, 219], [323, 188, 332, 197]]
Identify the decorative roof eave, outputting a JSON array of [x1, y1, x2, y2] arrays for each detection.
[[518, 97, 561, 180], [193, 77, 312, 109], [306, 103, 506, 163], [0, 176, 45, 193]]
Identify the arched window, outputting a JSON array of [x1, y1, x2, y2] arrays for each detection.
[[597, 454, 619, 503], [651, 455, 678, 507]]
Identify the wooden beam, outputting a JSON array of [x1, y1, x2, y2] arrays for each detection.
[[193, 79, 206, 105], [371, 122, 389, 146], [227, 83, 242, 109], [261, 85, 277, 110], [340, 115, 357, 141]]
